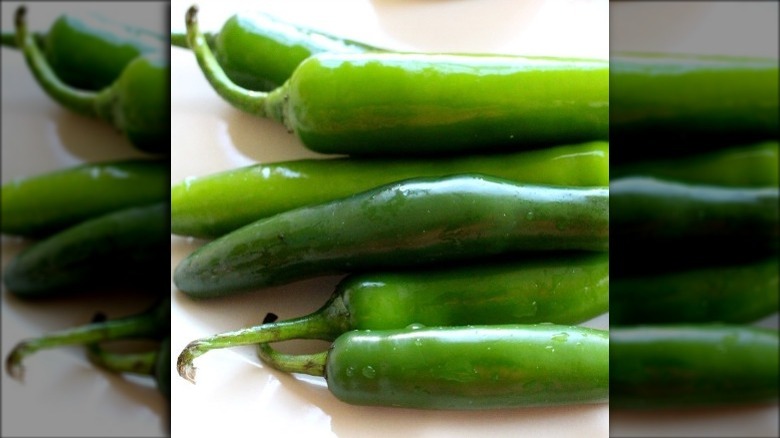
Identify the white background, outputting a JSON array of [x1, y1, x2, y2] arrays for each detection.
[[170, 0, 609, 437]]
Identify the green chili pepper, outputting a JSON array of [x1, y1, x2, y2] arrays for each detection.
[[14, 7, 169, 154], [611, 53, 779, 162], [610, 325, 779, 408], [86, 335, 171, 400], [611, 256, 779, 325], [2, 11, 163, 90], [173, 12, 377, 91], [5, 297, 169, 382], [171, 141, 608, 239], [177, 252, 608, 381], [2, 159, 168, 237], [3, 202, 169, 298], [173, 174, 609, 298], [610, 141, 779, 187], [254, 324, 608, 409], [609, 176, 779, 274], [184, 6, 608, 156]]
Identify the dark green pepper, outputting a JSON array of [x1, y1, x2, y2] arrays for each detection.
[[1, 159, 168, 237], [3, 202, 169, 298], [184, 7, 608, 156], [173, 174, 609, 298], [172, 11, 377, 91], [610, 140, 778, 187], [5, 297, 169, 382], [2, 11, 163, 90], [177, 252, 609, 381], [611, 53, 779, 162], [610, 325, 779, 408], [611, 256, 779, 325], [610, 176, 779, 274], [14, 6, 169, 154], [171, 141, 609, 238], [255, 324, 609, 409]]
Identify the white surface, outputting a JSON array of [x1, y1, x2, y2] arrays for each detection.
[[170, 1, 609, 437], [1, 2, 168, 437], [609, 2, 779, 437]]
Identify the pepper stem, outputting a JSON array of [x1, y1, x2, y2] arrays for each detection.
[[14, 6, 98, 117], [185, 5, 287, 123], [170, 31, 214, 49], [257, 342, 327, 377], [177, 292, 349, 383], [1, 31, 45, 49], [5, 299, 167, 382], [86, 343, 158, 376]]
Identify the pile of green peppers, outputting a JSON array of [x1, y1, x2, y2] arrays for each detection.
[[3, 6, 169, 154], [171, 6, 610, 410], [1, 6, 170, 402], [609, 53, 779, 408]]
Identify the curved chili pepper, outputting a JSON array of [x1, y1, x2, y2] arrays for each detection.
[[2, 159, 168, 237], [610, 325, 779, 408], [173, 174, 609, 298], [14, 6, 169, 154], [171, 141, 609, 238], [184, 6, 608, 156], [2, 11, 163, 90], [3, 202, 169, 298], [172, 11, 377, 91], [177, 252, 608, 381], [255, 324, 609, 409]]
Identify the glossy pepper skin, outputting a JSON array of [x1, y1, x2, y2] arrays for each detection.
[[257, 324, 609, 409], [610, 53, 779, 162], [185, 7, 608, 156], [171, 141, 609, 238], [177, 252, 609, 381], [611, 256, 779, 325], [173, 174, 609, 298], [610, 141, 778, 188], [610, 325, 779, 408], [2, 12, 163, 90], [609, 176, 779, 274], [172, 12, 376, 91], [3, 202, 169, 298], [14, 7, 169, 154], [1, 159, 168, 237]]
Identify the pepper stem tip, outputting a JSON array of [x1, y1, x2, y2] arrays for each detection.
[[186, 5, 199, 27]]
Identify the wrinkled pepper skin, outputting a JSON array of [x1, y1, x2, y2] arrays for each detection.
[[263, 325, 609, 409], [610, 256, 779, 325], [3, 202, 169, 298], [610, 53, 779, 161], [1, 159, 168, 237], [171, 141, 609, 238], [610, 325, 779, 408], [174, 174, 609, 298], [2, 12, 163, 90]]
